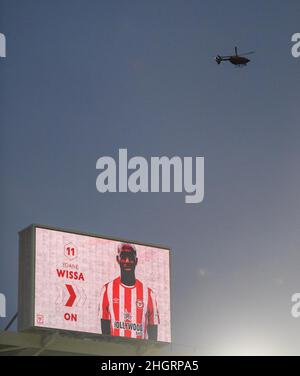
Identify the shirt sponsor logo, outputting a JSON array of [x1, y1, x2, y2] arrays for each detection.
[[114, 321, 143, 332]]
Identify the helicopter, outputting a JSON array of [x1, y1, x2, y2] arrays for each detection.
[[215, 46, 254, 66]]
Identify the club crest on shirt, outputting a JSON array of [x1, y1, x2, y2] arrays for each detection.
[[136, 299, 144, 309]]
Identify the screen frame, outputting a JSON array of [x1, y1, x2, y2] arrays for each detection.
[[18, 223, 172, 345]]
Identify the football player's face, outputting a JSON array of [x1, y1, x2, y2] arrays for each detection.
[[118, 250, 137, 273]]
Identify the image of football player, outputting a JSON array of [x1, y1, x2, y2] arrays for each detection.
[[100, 243, 160, 340]]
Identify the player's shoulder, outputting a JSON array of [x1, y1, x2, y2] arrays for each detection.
[[136, 279, 155, 295], [101, 281, 109, 292], [103, 276, 120, 289], [135, 278, 148, 289], [111, 276, 122, 286]]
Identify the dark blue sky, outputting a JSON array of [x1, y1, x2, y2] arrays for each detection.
[[1, 0, 300, 354]]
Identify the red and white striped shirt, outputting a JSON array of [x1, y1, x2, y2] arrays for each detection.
[[100, 276, 160, 339]]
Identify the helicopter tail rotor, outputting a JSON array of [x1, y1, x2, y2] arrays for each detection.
[[215, 55, 222, 64]]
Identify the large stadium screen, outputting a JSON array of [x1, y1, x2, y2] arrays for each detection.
[[18, 225, 171, 343]]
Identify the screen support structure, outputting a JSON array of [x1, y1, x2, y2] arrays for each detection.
[[4, 312, 18, 331]]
